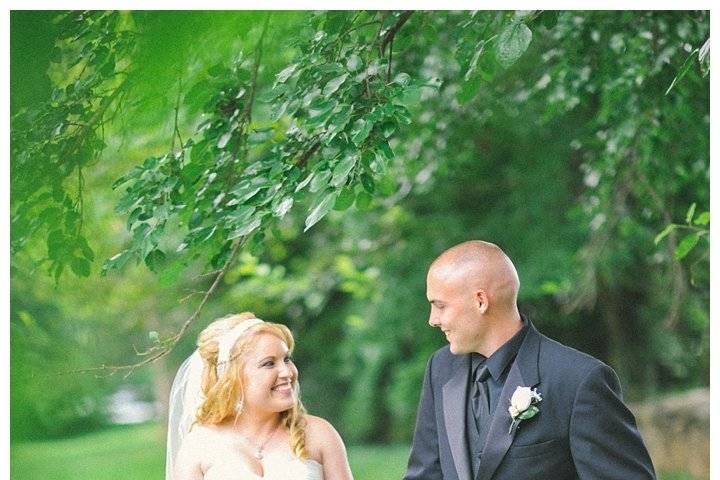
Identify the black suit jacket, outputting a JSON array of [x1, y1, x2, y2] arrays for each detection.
[[403, 321, 655, 480]]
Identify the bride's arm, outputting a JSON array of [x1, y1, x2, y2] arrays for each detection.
[[306, 416, 353, 480], [173, 430, 204, 480]]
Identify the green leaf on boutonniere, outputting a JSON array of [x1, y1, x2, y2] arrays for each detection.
[[518, 405, 539, 420]]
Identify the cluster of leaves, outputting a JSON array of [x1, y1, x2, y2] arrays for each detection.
[[453, 11, 552, 103], [105, 12, 426, 278], [11, 11, 134, 280], [655, 202, 709, 262], [514, 12, 711, 301]]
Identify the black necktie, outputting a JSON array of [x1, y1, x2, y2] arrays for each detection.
[[472, 364, 491, 433]]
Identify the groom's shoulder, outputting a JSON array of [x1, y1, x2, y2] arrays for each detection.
[[535, 329, 609, 378]]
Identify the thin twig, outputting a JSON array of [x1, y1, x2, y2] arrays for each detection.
[[224, 13, 271, 196], [297, 141, 320, 169], [636, 170, 687, 330], [179, 289, 206, 304], [387, 37, 394, 82], [364, 12, 389, 97], [62, 238, 246, 379], [171, 74, 184, 154]]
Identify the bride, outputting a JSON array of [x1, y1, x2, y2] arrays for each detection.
[[167, 312, 354, 480]]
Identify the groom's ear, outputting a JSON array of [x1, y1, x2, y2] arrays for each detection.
[[475, 289, 489, 314]]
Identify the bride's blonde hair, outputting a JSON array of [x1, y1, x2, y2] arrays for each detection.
[[195, 312, 308, 460]]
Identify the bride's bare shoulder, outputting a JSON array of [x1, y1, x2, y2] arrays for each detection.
[[183, 423, 224, 445], [304, 415, 347, 455]]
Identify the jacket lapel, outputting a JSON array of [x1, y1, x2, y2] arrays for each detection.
[[477, 324, 541, 480], [442, 354, 472, 480]]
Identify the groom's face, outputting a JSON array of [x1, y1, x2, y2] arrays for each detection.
[[427, 270, 483, 354]]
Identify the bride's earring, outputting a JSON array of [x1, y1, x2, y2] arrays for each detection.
[[235, 397, 244, 415]]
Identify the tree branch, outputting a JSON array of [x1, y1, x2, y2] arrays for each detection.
[[64, 238, 246, 379], [380, 11, 413, 56], [171, 74, 184, 154], [64, 16, 276, 380]]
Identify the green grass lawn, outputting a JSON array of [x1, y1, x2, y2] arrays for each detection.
[[10, 422, 699, 480], [11, 422, 409, 480]]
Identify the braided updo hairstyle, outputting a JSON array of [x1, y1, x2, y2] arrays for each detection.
[[194, 312, 309, 460]]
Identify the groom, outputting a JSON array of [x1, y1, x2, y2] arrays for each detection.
[[403, 240, 655, 480]]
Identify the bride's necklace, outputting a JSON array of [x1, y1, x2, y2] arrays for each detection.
[[238, 420, 281, 460]]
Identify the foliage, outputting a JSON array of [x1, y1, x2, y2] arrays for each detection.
[[10, 10, 709, 443]]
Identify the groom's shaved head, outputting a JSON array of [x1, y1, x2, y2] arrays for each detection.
[[429, 240, 520, 309]]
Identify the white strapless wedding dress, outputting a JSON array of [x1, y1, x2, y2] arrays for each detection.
[[203, 450, 323, 480]]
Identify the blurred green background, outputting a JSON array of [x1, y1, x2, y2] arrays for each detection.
[[11, 10, 708, 479]]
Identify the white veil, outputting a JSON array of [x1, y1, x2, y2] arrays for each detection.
[[165, 318, 263, 480]]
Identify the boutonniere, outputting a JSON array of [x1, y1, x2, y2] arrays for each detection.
[[508, 386, 542, 434]]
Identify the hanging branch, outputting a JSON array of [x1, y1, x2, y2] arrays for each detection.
[[379, 11, 413, 56], [63, 238, 246, 379], [386, 36, 394, 81], [66, 15, 274, 379], [170, 74, 184, 154]]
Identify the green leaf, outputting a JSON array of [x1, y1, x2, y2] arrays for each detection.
[[538, 11, 559, 29], [361, 174, 375, 193], [330, 154, 357, 187], [229, 217, 262, 240], [694, 211, 710, 226], [310, 169, 332, 193], [457, 77, 482, 104], [380, 121, 396, 139], [47, 229, 66, 261], [393, 72, 411, 87], [685, 202, 697, 224], [518, 405, 539, 420], [666, 49, 699, 95], [654, 224, 677, 245], [350, 118, 374, 146], [463, 40, 486, 81], [148, 331, 160, 343], [159, 257, 188, 286], [356, 191, 372, 211], [378, 140, 395, 160], [305, 191, 338, 232], [258, 83, 288, 102], [193, 225, 217, 243], [103, 249, 132, 274], [273, 197, 294, 218], [398, 85, 422, 106], [144, 249, 167, 272], [393, 106, 412, 125], [495, 22, 533, 68], [77, 236, 95, 261], [296, 173, 314, 192], [70, 257, 91, 277], [307, 100, 336, 126], [334, 188, 355, 211], [674, 233, 700, 260], [276, 63, 298, 84], [377, 175, 397, 196], [228, 205, 256, 224], [325, 105, 353, 144], [322, 73, 348, 96], [346, 53, 363, 72]]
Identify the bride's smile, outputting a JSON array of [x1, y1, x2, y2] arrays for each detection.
[[241, 333, 299, 413]]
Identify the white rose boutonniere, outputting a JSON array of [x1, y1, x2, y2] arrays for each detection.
[[508, 386, 542, 434]]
